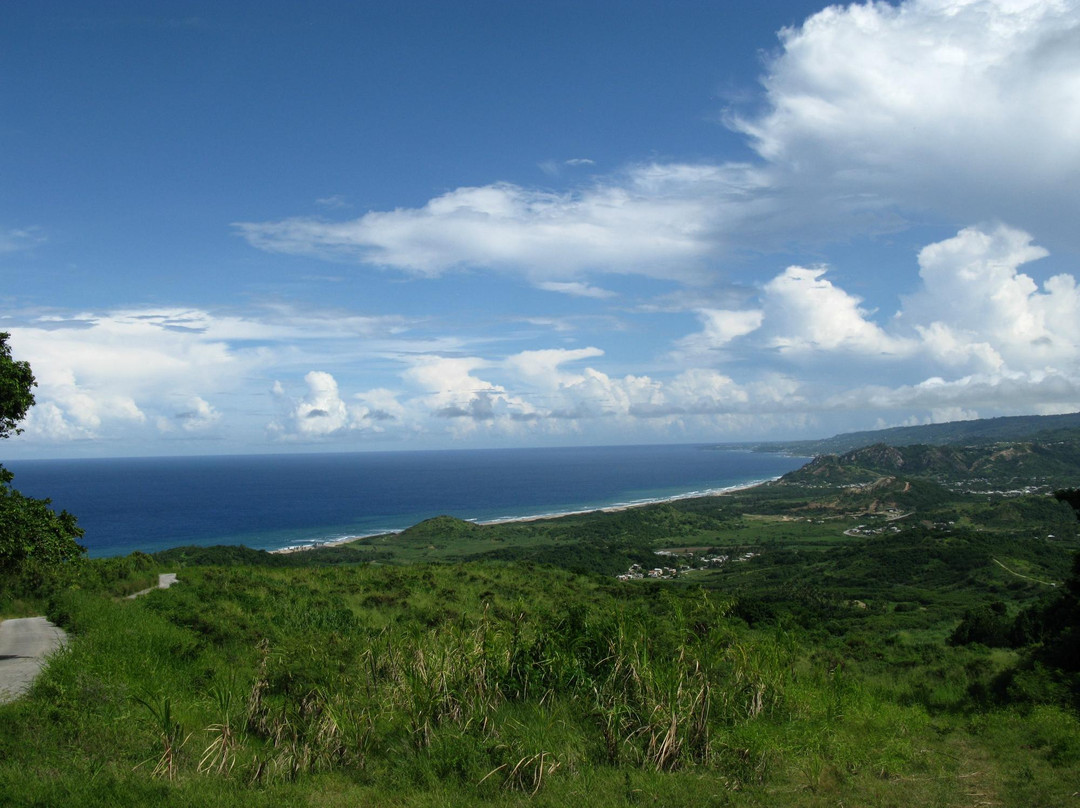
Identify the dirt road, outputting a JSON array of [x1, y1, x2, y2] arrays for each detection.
[[0, 617, 67, 704]]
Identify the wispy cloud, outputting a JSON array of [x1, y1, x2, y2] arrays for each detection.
[[315, 195, 349, 209], [0, 226, 46, 254], [536, 281, 616, 299], [235, 175, 731, 284]]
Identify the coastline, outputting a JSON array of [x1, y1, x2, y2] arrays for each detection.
[[19, 444, 807, 559], [269, 476, 776, 555]]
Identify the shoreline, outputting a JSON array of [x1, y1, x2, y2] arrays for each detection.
[[269, 476, 775, 555]]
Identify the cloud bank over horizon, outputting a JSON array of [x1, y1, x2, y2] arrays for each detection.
[[10, 222, 1079, 452], [4, 0, 1079, 456]]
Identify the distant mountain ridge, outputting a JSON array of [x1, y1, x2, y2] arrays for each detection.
[[747, 411, 1080, 456]]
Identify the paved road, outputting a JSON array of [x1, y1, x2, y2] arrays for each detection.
[[1, 573, 178, 704], [0, 617, 67, 704], [126, 572, 179, 599]]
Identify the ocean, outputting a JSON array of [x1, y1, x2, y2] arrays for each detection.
[[3, 444, 807, 558]]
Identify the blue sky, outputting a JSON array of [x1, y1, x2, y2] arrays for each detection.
[[3, 0, 1079, 458]]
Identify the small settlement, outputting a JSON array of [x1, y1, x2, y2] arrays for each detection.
[[616, 549, 758, 580]]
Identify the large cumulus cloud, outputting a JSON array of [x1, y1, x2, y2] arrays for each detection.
[[237, 0, 1080, 284]]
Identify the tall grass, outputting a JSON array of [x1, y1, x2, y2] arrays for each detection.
[[1, 562, 1077, 806]]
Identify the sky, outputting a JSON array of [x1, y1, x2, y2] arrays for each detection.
[[2, 0, 1079, 459]]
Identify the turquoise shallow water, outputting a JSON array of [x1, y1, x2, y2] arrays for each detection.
[[4, 444, 807, 558]]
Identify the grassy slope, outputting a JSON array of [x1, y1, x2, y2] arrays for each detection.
[[2, 562, 1078, 807], [2, 440, 1079, 806]]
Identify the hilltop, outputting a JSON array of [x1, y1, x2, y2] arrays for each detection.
[[772, 439, 1080, 493], [742, 410, 1080, 456]]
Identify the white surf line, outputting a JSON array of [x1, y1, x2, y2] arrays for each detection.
[[269, 477, 783, 552], [476, 478, 779, 526]]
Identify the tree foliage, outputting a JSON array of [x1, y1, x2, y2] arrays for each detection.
[[0, 467, 85, 573], [1054, 488, 1080, 518], [0, 332, 35, 439], [0, 333, 85, 577]]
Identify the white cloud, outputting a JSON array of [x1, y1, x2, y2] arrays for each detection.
[[8, 311, 256, 442], [675, 309, 764, 359], [384, 348, 787, 436], [399, 355, 540, 433], [315, 195, 349, 209], [403, 355, 500, 399], [266, 222, 1078, 440], [270, 373, 406, 439], [676, 223, 1078, 375], [2, 301, 445, 444], [730, 0, 1080, 239], [158, 396, 221, 433], [902, 224, 1079, 370], [290, 371, 351, 436], [4, 305, 418, 445], [12, 222, 1078, 452], [759, 266, 914, 356], [670, 223, 1080, 422], [352, 388, 405, 425], [234, 167, 764, 284], [22, 389, 145, 441], [22, 402, 88, 441], [539, 157, 597, 177], [536, 281, 617, 299], [827, 368, 1080, 415], [237, 0, 1080, 287], [0, 226, 46, 254], [502, 347, 605, 389]]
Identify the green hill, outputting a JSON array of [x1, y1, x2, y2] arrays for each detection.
[[747, 410, 1080, 455], [775, 440, 1080, 492]]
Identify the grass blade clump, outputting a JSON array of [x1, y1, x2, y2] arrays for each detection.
[[133, 692, 189, 780]]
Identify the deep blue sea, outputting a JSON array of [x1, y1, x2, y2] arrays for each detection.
[[3, 445, 807, 558]]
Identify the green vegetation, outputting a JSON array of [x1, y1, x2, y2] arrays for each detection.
[[2, 438, 1079, 805], [1, 552, 1077, 806], [0, 332, 86, 610], [0, 332, 36, 441], [3, 346, 1079, 805], [772, 439, 1080, 492]]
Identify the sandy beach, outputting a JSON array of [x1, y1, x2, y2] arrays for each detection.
[[268, 477, 774, 555]]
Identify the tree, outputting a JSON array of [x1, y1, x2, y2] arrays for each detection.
[[0, 332, 35, 439], [0, 333, 84, 576], [0, 467, 85, 574], [1054, 488, 1080, 518]]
